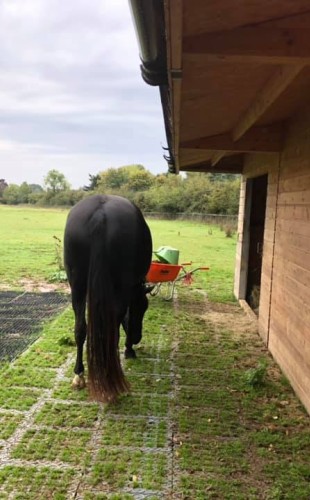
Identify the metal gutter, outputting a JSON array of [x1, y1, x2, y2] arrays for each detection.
[[128, 0, 167, 86], [129, 0, 176, 172]]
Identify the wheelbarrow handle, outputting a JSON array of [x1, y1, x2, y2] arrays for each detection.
[[180, 262, 192, 266], [187, 266, 209, 275]]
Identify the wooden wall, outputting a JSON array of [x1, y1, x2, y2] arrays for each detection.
[[268, 106, 310, 413], [235, 105, 310, 413]]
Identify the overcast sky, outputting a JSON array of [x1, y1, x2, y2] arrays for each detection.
[[0, 0, 167, 188]]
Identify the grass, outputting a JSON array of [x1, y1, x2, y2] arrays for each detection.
[[0, 204, 236, 301], [2, 366, 56, 389], [0, 466, 74, 499], [0, 205, 309, 498], [0, 414, 23, 440], [12, 428, 92, 465], [0, 291, 309, 498], [100, 417, 167, 448], [0, 386, 40, 411], [34, 401, 99, 428], [150, 218, 237, 302], [0, 205, 68, 287], [91, 448, 167, 490]]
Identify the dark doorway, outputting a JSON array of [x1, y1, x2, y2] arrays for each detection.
[[246, 174, 268, 312]]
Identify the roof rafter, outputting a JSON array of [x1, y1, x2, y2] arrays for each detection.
[[180, 123, 284, 153], [183, 23, 310, 65], [181, 155, 244, 174], [211, 152, 226, 166], [232, 65, 303, 140]]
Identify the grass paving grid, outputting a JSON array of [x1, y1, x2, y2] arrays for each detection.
[[0, 291, 69, 362], [0, 292, 308, 498]]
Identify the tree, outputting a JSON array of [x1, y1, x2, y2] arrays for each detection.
[[2, 184, 20, 204], [83, 174, 100, 191], [18, 182, 32, 203], [144, 174, 185, 213], [96, 165, 153, 193], [29, 184, 43, 193], [0, 179, 8, 199], [44, 169, 70, 193], [182, 173, 212, 213], [97, 167, 129, 191], [126, 170, 154, 191], [208, 177, 240, 214]]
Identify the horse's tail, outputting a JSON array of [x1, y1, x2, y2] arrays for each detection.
[[86, 209, 129, 402]]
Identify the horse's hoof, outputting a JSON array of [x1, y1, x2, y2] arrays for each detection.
[[125, 348, 136, 359], [72, 373, 86, 389]]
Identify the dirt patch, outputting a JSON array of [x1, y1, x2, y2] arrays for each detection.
[[0, 278, 70, 294], [19, 278, 70, 294], [202, 300, 258, 339]]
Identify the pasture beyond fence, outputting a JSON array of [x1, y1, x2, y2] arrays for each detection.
[[145, 212, 237, 227]]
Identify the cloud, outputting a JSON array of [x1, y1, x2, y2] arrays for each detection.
[[0, 0, 167, 188]]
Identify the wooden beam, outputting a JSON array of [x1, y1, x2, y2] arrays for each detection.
[[180, 162, 243, 174], [232, 66, 303, 141], [183, 26, 310, 65], [181, 155, 244, 174], [180, 123, 284, 153], [169, 0, 183, 70], [172, 77, 182, 171], [182, 165, 243, 174], [166, 0, 183, 174], [211, 151, 226, 166]]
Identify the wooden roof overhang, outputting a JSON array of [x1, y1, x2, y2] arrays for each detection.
[[130, 0, 310, 174]]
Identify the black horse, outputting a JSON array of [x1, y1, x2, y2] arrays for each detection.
[[64, 194, 152, 402]]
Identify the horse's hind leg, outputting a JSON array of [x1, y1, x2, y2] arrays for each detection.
[[121, 311, 136, 359], [71, 277, 87, 389]]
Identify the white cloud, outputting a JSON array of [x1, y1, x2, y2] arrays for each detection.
[[0, 0, 167, 187]]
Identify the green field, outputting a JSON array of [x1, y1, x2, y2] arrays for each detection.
[[0, 205, 68, 288], [0, 205, 237, 302]]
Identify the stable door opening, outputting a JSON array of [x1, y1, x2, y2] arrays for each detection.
[[246, 174, 268, 313]]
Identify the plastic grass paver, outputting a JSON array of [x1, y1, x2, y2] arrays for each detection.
[[0, 386, 40, 411], [100, 416, 167, 448], [0, 290, 309, 499], [0, 414, 24, 440], [0, 466, 74, 498], [34, 401, 99, 428], [11, 428, 91, 466]]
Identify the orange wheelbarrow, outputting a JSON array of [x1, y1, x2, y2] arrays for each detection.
[[146, 261, 209, 300]]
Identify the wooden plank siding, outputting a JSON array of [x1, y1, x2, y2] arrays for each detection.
[[235, 104, 310, 412], [234, 179, 247, 299], [268, 106, 310, 412]]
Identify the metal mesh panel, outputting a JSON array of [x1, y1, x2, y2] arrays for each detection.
[[0, 292, 69, 361]]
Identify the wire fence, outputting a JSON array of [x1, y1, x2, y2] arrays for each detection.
[[145, 212, 238, 227]]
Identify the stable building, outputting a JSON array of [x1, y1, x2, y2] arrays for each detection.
[[130, 0, 310, 413]]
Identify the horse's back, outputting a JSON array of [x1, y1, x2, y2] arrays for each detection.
[[64, 194, 152, 283]]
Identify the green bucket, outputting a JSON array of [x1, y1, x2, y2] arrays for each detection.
[[154, 246, 179, 265]]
